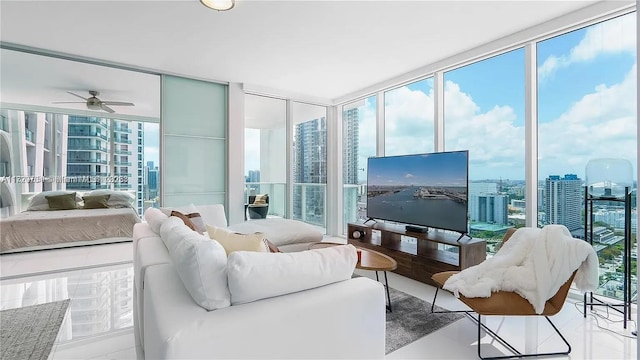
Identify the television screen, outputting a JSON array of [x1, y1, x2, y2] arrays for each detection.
[[366, 150, 469, 233]]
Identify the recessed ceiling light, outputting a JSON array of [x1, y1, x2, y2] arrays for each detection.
[[200, 0, 235, 11]]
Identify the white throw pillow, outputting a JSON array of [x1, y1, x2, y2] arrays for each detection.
[[160, 217, 191, 253], [227, 244, 357, 305], [26, 191, 82, 211], [166, 228, 231, 311], [85, 189, 135, 208], [206, 225, 269, 255], [144, 207, 168, 234]]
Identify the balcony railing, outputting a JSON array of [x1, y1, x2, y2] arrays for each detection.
[[113, 126, 132, 133], [114, 183, 132, 189], [68, 118, 108, 127], [66, 172, 110, 177], [67, 158, 108, 164], [68, 144, 108, 151], [68, 131, 108, 141], [114, 138, 132, 144], [113, 161, 132, 166], [243, 182, 327, 232], [114, 149, 132, 155]]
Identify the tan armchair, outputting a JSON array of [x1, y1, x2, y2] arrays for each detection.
[[431, 228, 576, 359]]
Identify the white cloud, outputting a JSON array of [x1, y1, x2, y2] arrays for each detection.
[[538, 63, 637, 178], [384, 85, 435, 156], [443, 80, 525, 178], [539, 14, 636, 80]]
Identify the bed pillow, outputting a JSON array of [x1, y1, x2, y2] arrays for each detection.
[[27, 191, 83, 211], [85, 190, 135, 208], [227, 244, 357, 305], [82, 194, 110, 209], [205, 225, 269, 255], [45, 193, 78, 210]]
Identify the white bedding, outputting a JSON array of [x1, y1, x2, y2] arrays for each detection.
[[0, 207, 141, 253]]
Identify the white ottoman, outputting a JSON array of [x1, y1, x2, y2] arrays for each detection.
[[227, 218, 323, 252]]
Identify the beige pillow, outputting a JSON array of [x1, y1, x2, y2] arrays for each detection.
[[253, 194, 268, 205], [206, 224, 269, 256], [45, 192, 78, 210]]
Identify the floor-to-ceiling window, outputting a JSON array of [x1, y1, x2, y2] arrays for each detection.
[[444, 48, 526, 254], [292, 102, 327, 230], [384, 78, 435, 156], [537, 13, 637, 301], [244, 94, 287, 217], [342, 96, 376, 232]]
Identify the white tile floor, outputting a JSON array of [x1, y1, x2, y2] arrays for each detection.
[[0, 241, 637, 359]]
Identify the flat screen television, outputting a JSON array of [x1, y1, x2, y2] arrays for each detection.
[[366, 150, 469, 234]]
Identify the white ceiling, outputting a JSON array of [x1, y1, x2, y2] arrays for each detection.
[[0, 0, 625, 114]]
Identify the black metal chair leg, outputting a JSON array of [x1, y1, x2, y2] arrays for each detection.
[[475, 314, 571, 360]]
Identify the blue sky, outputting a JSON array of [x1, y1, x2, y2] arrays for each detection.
[[358, 13, 636, 182]]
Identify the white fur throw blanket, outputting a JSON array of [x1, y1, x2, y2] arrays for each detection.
[[443, 225, 599, 314]]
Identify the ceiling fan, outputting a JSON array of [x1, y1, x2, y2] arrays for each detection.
[[53, 90, 135, 114]]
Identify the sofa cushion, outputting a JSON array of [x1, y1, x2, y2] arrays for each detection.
[[206, 225, 269, 255], [144, 208, 168, 234], [227, 218, 323, 247], [227, 244, 357, 305], [164, 222, 231, 311]]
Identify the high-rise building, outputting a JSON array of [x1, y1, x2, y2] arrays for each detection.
[[67, 116, 110, 191], [66, 117, 144, 215], [293, 117, 327, 224], [342, 108, 359, 185], [342, 108, 360, 225], [469, 194, 509, 225], [0, 110, 68, 217], [545, 174, 582, 231], [468, 182, 508, 225], [247, 169, 261, 183]]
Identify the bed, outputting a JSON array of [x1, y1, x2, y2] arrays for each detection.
[[0, 190, 141, 254]]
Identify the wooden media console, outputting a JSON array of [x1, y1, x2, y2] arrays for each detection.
[[347, 222, 486, 286]]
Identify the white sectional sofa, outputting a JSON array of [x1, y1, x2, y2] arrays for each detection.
[[133, 204, 386, 359]]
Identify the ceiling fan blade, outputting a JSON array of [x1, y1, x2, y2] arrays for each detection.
[[67, 91, 88, 101], [101, 104, 116, 113], [101, 101, 135, 106], [52, 101, 86, 104]]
